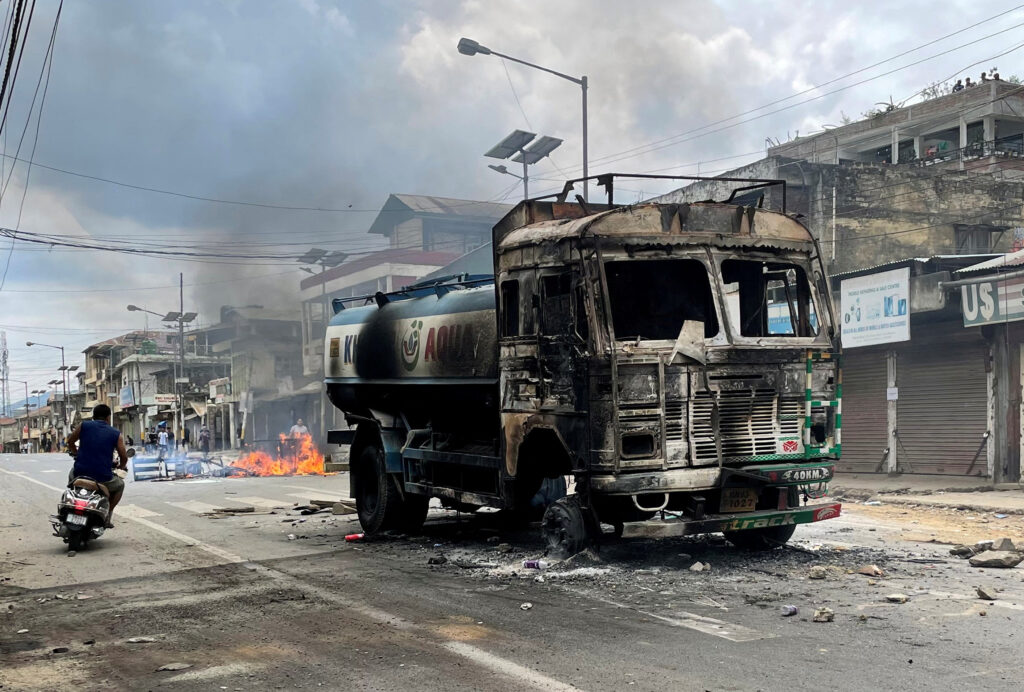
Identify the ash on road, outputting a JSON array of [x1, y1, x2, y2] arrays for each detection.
[[2, 453, 1022, 691]]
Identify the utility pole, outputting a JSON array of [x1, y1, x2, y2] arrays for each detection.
[[178, 272, 186, 446]]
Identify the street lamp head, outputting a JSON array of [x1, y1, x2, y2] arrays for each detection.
[[126, 305, 140, 312], [488, 164, 509, 175], [25, 341, 33, 346], [457, 37, 490, 56]]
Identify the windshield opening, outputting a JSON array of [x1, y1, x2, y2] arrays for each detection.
[[721, 259, 819, 337], [605, 259, 719, 340]]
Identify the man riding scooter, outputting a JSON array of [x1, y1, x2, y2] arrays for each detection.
[[65, 404, 129, 528]]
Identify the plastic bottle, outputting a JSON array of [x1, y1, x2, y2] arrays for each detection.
[[345, 532, 365, 542], [780, 605, 798, 617], [522, 559, 549, 569]]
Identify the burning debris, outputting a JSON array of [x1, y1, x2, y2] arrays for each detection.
[[229, 433, 328, 477]]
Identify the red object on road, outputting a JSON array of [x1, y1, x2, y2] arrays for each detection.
[[345, 533, 365, 542]]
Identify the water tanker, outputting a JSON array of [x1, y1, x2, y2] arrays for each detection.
[[326, 174, 843, 554]]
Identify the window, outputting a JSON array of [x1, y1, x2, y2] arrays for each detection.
[[604, 259, 719, 340], [955, 225, 998, 254], [540, 274, 572, 334], [721, 260, 818, 337], [500, 280, 520, 337]]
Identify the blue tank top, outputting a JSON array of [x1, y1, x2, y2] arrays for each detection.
[[73, 420, 120, 482]]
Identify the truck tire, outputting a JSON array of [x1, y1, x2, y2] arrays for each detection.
[[353, 441, 401, 535], [723, 524, 796, 550], [542, 495, 590, 558]]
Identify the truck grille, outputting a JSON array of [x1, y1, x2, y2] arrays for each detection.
[[689, 389, 802, 465], [665, 400, 685, 441]]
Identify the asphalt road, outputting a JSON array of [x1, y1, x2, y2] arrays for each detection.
[[2, 453, 1023, 691]]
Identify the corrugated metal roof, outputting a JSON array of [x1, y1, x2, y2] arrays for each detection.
[[831, 254, 999, 280], [368, 194, 513, 236], [391, 194, 512, 218], [955, 248, 1024, 274]]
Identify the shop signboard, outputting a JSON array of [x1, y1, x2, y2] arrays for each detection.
[[840, 267, 910, 348], [961, 276, 1024, 327], [119, 385, 134, 408]]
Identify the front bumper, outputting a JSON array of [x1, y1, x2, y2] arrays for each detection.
[[621, 501, 841, 538], [590, 461, 835, 495]]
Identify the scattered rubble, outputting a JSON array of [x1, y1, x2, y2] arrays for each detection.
[[427, 556, 447, 565], [689, 562, 709, 572], [780, 605, 798, 617], [808, 565, 827, 579], [51, 646, 69, 654], [157, 662, 193, 672], [812, 607, 834, 622], [520, 602, 533, 611], [857, 564, 885, 577], [975, 585, 998, 600], [126, 636, 157, 644], [990, 537, 1016, 552], [949, 545, 975, 558], [969, 551, 1023, 568], [885, 594, 909, 603]]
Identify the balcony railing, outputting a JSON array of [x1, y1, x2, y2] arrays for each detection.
[[901, 138, 1024, 166]]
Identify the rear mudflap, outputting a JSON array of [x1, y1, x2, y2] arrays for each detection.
[[620, 501, 841, 539]]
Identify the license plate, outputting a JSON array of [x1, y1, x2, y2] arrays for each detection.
[[66, 513, 88, 526], [720, 488, 758, 513]]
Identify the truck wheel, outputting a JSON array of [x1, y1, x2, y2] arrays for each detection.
[[353, 442, 401, 535], [723, 524, 796, 550], [542, 496, 590, 558]]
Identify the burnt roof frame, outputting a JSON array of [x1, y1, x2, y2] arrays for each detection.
[[536, 173, 787, 213]]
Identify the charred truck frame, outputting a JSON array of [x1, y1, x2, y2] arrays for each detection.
[[326, 175, 842, 555]]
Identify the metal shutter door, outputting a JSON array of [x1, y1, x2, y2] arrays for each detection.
[[896, 331, 988, 475], [838, 349, 889, 473]]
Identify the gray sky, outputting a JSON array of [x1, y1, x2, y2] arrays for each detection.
[[2, 0, 1022, 397]]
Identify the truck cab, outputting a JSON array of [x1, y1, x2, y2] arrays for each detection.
[[325, 180, 841, 554]]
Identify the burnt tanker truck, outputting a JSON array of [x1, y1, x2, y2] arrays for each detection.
[[325, 175, 842, 554]]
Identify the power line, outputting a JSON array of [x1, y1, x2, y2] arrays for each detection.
[[585, 5, 1024, 169], [580, 20, 1024, 171]]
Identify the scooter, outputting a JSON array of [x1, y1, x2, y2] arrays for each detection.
[[51, 448, 135, 552]]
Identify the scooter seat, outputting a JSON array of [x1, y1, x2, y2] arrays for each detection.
[[71, 478, 110, 498]]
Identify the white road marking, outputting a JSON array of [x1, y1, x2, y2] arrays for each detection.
[[118, 504, 163, 519], [566, 588, 771, 643], [1, 467, 583, 690], [166, 500, 225, 514], [0, 469, 245, 564], [282, 483, 352, 500], [442, 641, 581, 691], [287, 491, 344, 502], [233, 496, 288, 509]]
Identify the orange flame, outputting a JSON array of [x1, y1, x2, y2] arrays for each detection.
[[230, 433, 328, 476]]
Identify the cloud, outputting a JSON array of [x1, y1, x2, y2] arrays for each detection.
[[3, 0, 1022, 393]]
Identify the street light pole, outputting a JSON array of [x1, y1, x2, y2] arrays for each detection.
[[458, 37, 589, 201], [178, 272, 185, 447]]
